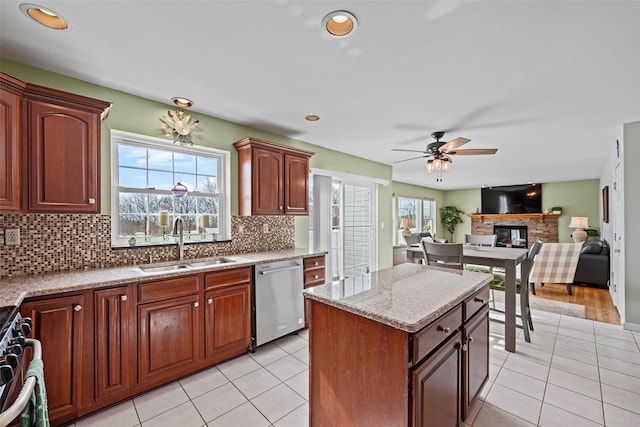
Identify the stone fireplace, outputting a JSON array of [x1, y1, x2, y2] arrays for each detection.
[[469, 214, 559, 248], [494, 224, 528, 248]]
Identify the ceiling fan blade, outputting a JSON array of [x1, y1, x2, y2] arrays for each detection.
[[391, 149, 428, 154], [439, 137, 470, 153], [449, 148, 498, 155], [392, 155, 429, 164]]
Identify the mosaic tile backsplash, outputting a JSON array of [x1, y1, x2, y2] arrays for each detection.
[[0, 214, 295, 278]]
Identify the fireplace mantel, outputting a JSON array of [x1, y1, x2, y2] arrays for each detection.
[[468, 213, 560, 224]]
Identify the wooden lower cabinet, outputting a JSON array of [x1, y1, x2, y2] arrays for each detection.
[[463, 306, 490, 418], [413, 332, 462, 427], [204, 267, 252, 364], [204, 284, 251, 362], [309, 284, 489, 427], [303, 255, 326, 327], [21, 293, 89, 427], [138, 293, 201, 385], [91, 285, 135, 409]]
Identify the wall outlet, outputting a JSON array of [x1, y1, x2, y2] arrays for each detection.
[[5, 228, 20, 246], [263, 223, 269, 233]]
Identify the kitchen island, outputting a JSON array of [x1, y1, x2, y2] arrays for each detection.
[[303, 263, 492, 427]]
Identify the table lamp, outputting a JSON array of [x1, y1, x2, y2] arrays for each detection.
[[569, 216, 588, 243]]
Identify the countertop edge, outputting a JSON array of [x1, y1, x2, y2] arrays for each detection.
[[1, 249, 327, 308], [304, 273, 491, 333]]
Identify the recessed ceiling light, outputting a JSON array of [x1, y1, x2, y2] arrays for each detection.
[[322, 11, 358, 37], [19, 3, 69, 30], [172, 97, 194, 108], [305, 114, 320, 121]]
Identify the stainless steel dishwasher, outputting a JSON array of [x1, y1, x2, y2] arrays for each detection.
[[254, 259, 304, 347]]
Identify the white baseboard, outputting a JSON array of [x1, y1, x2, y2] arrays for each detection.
[[622, 321, 640, 332]]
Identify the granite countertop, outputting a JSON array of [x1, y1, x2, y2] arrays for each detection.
[[303, 263, 492, 333], [0, 248, 326, 308]]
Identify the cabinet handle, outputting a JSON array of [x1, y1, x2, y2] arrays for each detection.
[[279, 206, 283, 210], [287, 205, 291, 209], [461, 343, 468, 352], [208, 298, 213, 304], [193, 302, 199, 308], [73, 304, 82, 312], [438, 326, 451, 334], [474, 297, 486, 304], [314, 261, 319, 266], [313, 274, 318, 279], [120, 295, 128, 302], [468, 336, 474, 343], [88, 198, 96, 204]]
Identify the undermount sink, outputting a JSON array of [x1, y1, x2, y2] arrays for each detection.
[[137, 264, 190, 273], [187, 257, 236, 268], [137, 257, 239, 274]]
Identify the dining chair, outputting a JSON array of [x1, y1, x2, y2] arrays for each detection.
[[489, 239, 543, 342], [421, 240, 464, 270], [529, 242, 583, 295], [465, 234, 497, 247]]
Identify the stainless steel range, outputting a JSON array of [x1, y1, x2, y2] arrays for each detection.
[[0, 306, 35, 426]]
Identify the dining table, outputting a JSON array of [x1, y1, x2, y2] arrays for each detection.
[[406, 244, 529, 352]]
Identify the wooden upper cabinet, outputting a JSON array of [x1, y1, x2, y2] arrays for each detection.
[[0, 74, 24, 212], [234, 137, 314, 216], [0, 72, 110, 213]]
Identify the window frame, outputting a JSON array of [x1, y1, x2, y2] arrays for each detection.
[[395, 195, 436, 245], [110, 130, 231, 248]]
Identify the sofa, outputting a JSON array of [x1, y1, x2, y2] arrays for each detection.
[[573, 237, 610, 289]]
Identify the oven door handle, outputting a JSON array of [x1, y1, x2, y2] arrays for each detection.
[[0, 338, 42, 427]]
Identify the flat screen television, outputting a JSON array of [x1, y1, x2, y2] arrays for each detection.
[[481, 184, 542, 214]]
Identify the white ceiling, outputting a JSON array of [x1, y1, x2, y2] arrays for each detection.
[[1, 0, 638, 190]]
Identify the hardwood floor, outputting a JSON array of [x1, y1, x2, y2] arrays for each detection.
[[531, 283, 621, 325]]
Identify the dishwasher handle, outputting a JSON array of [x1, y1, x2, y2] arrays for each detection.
[[258, 264, 301, 275]]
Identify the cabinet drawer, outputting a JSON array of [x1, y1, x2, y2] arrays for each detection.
[[138, 275, 200, 303], [304, 268, 326, 286], [303, 255, 325, 270], [464, 285, 490, 322], [205, 267, 252, 290], [412, 305, 462, 365]]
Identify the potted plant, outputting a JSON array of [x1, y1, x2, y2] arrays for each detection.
[[440, 206, 465, 243]]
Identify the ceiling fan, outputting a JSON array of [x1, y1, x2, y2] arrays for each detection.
[[392, 131, 498, 182]]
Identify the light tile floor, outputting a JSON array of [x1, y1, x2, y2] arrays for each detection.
[[68, 311, 640, 427]]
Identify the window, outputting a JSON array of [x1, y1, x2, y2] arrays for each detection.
[[396, 196, 436, 244], [111, 130, 230, 247]]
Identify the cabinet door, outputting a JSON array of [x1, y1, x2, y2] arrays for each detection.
[[0, 88, 21, 212], [138, 294, 201, 385], [21, 294, 87, 426], [284, 154, 309, 214], [94, 286, 135, 405], [27, 100, 100, 212], [252, 147, 284, 214], [204, 284, 251, 363], [463, 306, 489, 419], [412, 332, 461, 427]]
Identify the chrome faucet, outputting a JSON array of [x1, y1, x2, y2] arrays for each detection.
[[172, 216, 185, 260]]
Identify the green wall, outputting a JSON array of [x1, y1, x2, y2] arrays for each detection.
[[624, 121, 640, 326], [542, 180, 600, 243], [1, 58, 394, 269], [443, 180, 600, 244]]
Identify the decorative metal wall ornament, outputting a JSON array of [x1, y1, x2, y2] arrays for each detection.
[[160, 108, 201, 146]]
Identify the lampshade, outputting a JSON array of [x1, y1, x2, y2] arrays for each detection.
[[568, 217, 588, 229]]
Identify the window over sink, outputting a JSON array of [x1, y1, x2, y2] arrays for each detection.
[[110, 130, 230, 247]]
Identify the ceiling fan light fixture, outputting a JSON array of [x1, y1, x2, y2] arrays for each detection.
[[19, 3, 69, 30], [442, 159, 450, 172], [322, 11, 358, 37]]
